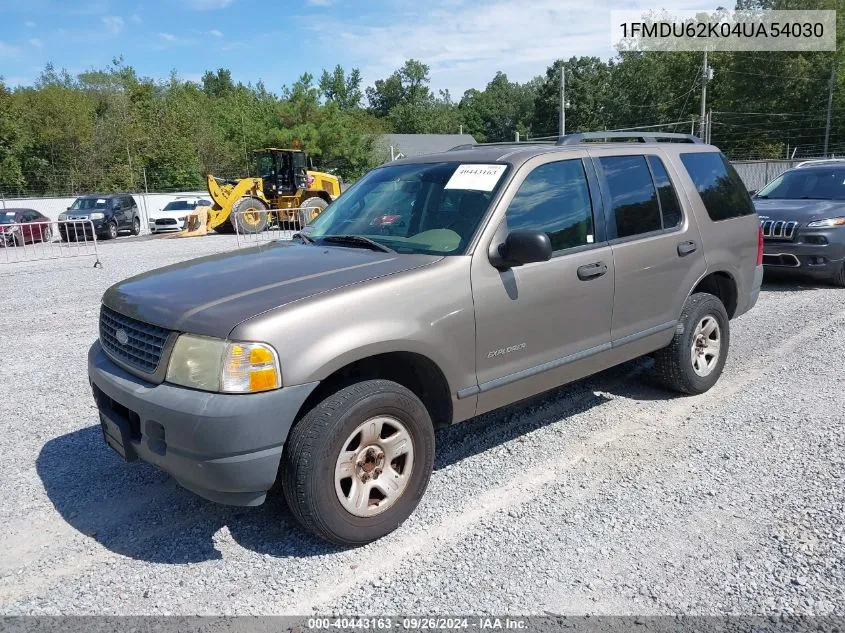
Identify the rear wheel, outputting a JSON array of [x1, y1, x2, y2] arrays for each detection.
[[131, 216, 141, 236], [652, 292, 729, 395], [281, 379, 435, 546], [230, 197, 269, 234], [39, 225, 52, 243]]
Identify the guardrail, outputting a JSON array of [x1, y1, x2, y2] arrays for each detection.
[[1, 220, 102, 267], [231, 206, 323, 246]]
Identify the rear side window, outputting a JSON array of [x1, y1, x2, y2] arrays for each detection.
[[679, 152, 754, 221], [647, 156, 683, 229], [598, 155, 661, 238], [505, 159, 594, 254]]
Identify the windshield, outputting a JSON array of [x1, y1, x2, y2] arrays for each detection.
[[70, 198, 109, 210], [163, 200, 197, 211], [255, 153, 276, 177], [0, 212, 19, 224], [303, 162, 508, 255], [757, 168, 845, 200]]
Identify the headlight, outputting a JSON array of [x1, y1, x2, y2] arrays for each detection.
[[90, 212, 105, 220], [165, 334, 281, 393], [58, 213, 67, 221], [807, 217, 845, 228]]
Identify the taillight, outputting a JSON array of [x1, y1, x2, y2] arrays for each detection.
[[756, 226, 764, 266]]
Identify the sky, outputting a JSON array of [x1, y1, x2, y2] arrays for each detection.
[[0, 0, 722, 97]]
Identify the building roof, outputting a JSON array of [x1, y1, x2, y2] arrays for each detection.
[[379, 134, 478, 160]]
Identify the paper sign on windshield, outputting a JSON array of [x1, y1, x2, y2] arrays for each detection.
[[444, 164, 507, 192]]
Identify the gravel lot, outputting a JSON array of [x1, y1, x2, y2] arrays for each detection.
[[0, 235, 842, 616]]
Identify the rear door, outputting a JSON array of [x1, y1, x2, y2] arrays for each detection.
[[471, 155, 615, 414], [590, 149, 707, 343]]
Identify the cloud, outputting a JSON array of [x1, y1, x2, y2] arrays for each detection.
[[101, 16, 125, 35], [159, 32, 177, 41], [130, 13, 143, 24], [28, 38, 43, 49], [185, 0, 236, 9], [306, 0, 333, 5], [308, 0, 719, 95], [209, 29, 224, 37], [0, 41, 21, 58], [24, 21, 36, 28]]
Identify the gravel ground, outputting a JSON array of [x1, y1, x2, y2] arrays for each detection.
[[0, 236, 842, 616]]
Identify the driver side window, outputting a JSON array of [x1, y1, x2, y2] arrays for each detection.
[[505, 159, 595, 255]]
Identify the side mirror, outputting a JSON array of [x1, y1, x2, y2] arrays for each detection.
[[491, 229, 552, 268], [748, 189, 757, 196], [66, 207, 72, 211]]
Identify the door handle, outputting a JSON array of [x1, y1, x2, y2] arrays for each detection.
[[677, 240, 697, 256], [577, 262, 608, 281]]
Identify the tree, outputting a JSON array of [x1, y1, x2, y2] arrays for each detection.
[[319, 65, 363, 110]]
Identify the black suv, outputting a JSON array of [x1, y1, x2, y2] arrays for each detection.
[[754, 160, 845, 286], [59, 194, 141, 241]]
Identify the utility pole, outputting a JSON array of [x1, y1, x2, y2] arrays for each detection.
[[700, 50, 708, 141], [559, 64, 566, 137], [823, 62, 836, 158]]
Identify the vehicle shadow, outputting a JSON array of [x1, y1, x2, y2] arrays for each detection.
[[761, 273, 836, 292], [37, 358, 658, 563]]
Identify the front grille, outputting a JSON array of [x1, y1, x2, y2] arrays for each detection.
[[99, 305, 171, 374], [155, 218, 178, 225], [761, 219, 798, 240]]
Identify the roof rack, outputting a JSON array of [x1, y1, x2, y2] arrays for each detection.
[[794, 158, 845, 168], [448, 132, 703, 152], [556, 132, 703, 145]]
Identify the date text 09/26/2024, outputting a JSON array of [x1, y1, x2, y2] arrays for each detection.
[[307, 618, 527, 630]]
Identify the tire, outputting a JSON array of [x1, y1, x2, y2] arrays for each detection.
[[831, 262, 845, 287], [131, 216, 141, 236], [230, 197, 269, 234], [40, 226, 52, 243], [300, 196, 328, 225], [653, 292, 730, 395], [281, 379, 435, 546], [104, 221, 118, 240]]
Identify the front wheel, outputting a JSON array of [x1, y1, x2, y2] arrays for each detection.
[[230, 197, 269, 234], [103, 221, 118, 240], [281, 379, 435, 546], [652, 292, 730, 395]]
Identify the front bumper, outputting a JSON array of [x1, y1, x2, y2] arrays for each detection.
[[762, 229, 845, 278], [88, 341, 319, 506], [149, 218, 185, 233]]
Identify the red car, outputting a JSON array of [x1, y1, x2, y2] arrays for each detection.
[[0, 208, 53, 247]]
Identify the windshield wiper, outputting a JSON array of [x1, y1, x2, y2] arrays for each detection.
[[293, 231, 315, 244], [320, 235, 395, 253]]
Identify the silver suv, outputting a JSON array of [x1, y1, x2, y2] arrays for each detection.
[[88, 132, 763, 545]]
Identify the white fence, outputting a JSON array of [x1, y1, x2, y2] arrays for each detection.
[[231, 207, 321, 246], [1, 220, 101, 267]]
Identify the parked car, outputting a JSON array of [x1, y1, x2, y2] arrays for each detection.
[[88, 133, 762, 546], [58, 194, 141, 241], [0, 208, 52, 246], [149, 197, 212, 234], [753, 159, 845, 285]]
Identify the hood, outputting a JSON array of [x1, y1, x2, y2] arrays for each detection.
[[102, 241, 440, 338], [753, 198, 845, 224]]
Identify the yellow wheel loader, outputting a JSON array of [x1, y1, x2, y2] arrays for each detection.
[[205, 148, 341, 234]]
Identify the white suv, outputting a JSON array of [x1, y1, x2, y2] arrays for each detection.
[[148, 197, 211, 233]]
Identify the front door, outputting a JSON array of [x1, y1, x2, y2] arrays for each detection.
[[471, 156, 615, 415]]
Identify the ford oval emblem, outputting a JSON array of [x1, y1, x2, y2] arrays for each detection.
[[115, 328, 129, 346]]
